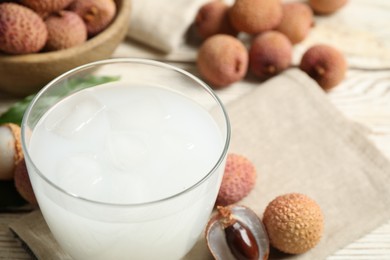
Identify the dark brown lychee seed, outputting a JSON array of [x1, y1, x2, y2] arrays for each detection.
[[197, 34, 248, 88], [309, 0, 348, 15], [299, 44, 347, 91], [275, 2, 314, 44], [229, 0, 283, 34], [249, 31, 292, 80], [195, 0, 237, 39], [69, 0, 116, 37], [21, 0, 74, 14], [0, 3, 48, 54], [45, 11, 87, 51]]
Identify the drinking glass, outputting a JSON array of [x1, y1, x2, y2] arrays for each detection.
[[21, 58, 230, 259]]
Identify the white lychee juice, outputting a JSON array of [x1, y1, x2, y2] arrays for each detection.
[[25, 81, 228, 259]]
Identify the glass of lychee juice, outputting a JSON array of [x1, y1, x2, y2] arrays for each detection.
[[21, 58, 230, 259]]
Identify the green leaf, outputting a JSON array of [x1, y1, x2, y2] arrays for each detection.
[[0, 75, 120, 126]]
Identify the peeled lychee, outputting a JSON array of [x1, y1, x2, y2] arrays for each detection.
[[249, 31, 292, 80], [197, 34, 248, 88], [309, 0, 348, 15], [275, 2, 314, 44], [299, 44, 347, 90], [21, 0, 74, 15], [229, 0, 282, 34], [0, 3, 48, 54], [0, 123, 23, 180], [194, 0, 237, 40], [263, 193, 324, 254], [216, 154, 256, 206], [45, 11, 87, 51], [14, 158, 37, 205], [69, 0, 116, 37]]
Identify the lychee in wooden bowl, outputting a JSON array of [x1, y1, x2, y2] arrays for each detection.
[[0, 0, 131, 96]]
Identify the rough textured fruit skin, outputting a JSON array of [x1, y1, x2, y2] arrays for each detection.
[[299, 44, 347, 91], [275, 2, 313, 44], [0, 3, 48, 54], [197, 34, 248, 88], [14, 158, 38, 205], [0, 123, 23, 180], [216, 154, 256, 206], [309, 0, 348, 15], [45, 11, 87, 51], [21, 0, 74, 14], [69, 0, 116, 37], [229, 0, 282, 34], [249, 31, 292, 80], [195, 0, 237, 39], [263, 193, 324, 254]]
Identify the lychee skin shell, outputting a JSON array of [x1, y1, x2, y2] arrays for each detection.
[[69, 0, 116, 37], [309, 0, 348, 15], [216, 154, 256, 206], [229, 0, 283, 34], [263, 193, 324, 254], [197, 34, 248, 88], [0, 3, 48, 54], [249, 31, 292, 80], [21, 0, 74, 14], [14, 158, 38, 205], [195, 0, 237, 39], [299, 44, 347, 91], [45, 11, 87, 51], [275, 2, 314, 44]]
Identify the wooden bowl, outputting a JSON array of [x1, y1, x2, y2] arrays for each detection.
[[0, 0, 131, 96]]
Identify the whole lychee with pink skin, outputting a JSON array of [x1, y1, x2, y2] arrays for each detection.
[[45, 11, 87, 51], [249, 31, 292, 80], [194, 0, 237, 40], [21, 0, 74, 15], [275, 2, 314, 44], [229, 0, 283, 34], [69, 0, 116, 37], [216, 154, 256, 206], [197, 34, 248, 88], [299, 44, 347, 90], [0, 3, 48, 54], [14, 158, 38, 205]]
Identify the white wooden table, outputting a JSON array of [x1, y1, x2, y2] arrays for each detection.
[[1, 0, 390, 258]]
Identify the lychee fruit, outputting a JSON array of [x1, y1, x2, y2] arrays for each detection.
[[216, 153, 256, 206], [20, 0, 74, 15], [249, 31, 292, 80], [0, 123, 23, 180], [197, 34, 248, 88], [263, 193, 324, 254], [309, 0, 348, 15], [229, 0, 283, 34], [68, 0, 116, 37], [194, 0, 237, 40], [45, 11, 87, 51], [14, 158, 38, 205], [275, 2, 314, 44], [299, 44, 347, 91], [0, 3, 48, 54]]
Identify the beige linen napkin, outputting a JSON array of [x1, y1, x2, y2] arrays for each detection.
[[126, 0, 209, 53], [10, 69, 390, 259]]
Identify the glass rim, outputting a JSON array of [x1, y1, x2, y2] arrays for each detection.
[[21, 58, 231, 207]]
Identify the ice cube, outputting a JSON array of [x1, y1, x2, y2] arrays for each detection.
[[55, 153, 103, 198], [106, 131, 150, 172], [45, 91, 106, 139], [107, 94, 167, 131]]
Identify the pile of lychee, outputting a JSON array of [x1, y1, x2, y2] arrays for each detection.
[[214, 153, 324, 256], [0, 123, 37, 205], [194, 0, 348, 91], [0, 0, 116, 55]]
